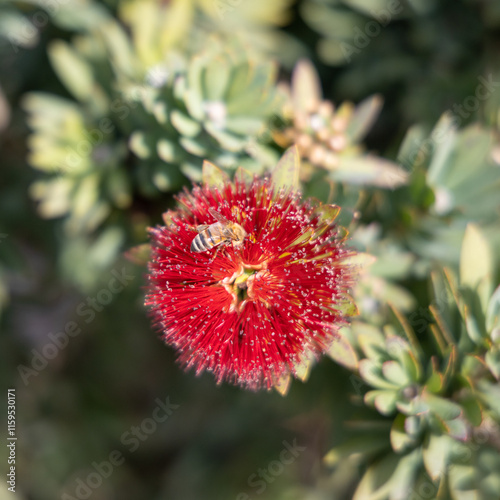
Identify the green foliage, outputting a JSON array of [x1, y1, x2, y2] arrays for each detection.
[[325, 227, 500, 499], [130, 37, 284, 186]]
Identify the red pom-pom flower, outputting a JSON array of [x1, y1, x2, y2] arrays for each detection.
[[145, 160, 356, 391]]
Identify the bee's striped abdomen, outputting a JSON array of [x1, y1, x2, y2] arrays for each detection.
[[190, 226, 216, 252]]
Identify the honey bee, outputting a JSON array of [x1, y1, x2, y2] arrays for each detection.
[[191, 208, 247, 253]]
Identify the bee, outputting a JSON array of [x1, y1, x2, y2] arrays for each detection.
[[191, 208, 247, 253]]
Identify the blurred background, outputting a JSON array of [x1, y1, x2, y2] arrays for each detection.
[[2, 0, 500, 499]]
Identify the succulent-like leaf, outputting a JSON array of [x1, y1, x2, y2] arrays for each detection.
[[130, 131, 153, 159], [353, 449, 422, 500], [345, 94, 383, 144], [328, 332, 359, 370], [464, 304, 487, 346], [421, 392, 462, 421], [382, 360, 410, 386], [359, 359, 400, 390], [201, 160, 229, 187], [423, 433, 455, 481], [485, 346, 500, 380], [293, 354, 315, 382], [486, 285, 500, 335], [357, 329, 386, 361], [48, 40, 104, 108], [324, 435, 389, 466], [426, 112, 458, 187], [460, 224, 493, 300], [271, 145, 300, 192], [364, 389, 397, 415], [273, 372, 291, 396], [390, 414, 418, 453], [460, 396, 482, 427], [390, 305, 424, 362], [171, 110, 202, 137], [444, 415, 469, 441], [291, 59, 322, 114], [332, 156, 409, 189]]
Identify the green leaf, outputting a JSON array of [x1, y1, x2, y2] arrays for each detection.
[[396, 123, 428, 170], [464, 304, 487, 346], [382, 360, 410, 386], [327, 332, 359, 370], [202, 160, 229, 187], [461, 396, 482, 427], [225, 117, 264, 136], [448, 464, 478, 493], [324, 435, 389, 466], [342, 0, 404, 17], [0, 11, 39, 49], [485, 346, 500, 380], [171, 109, 202, 137], [477, 380, 500, 415], [399, 351, 421, 384], [421, 392, 462, 421], [273, 372, 291, 396], [331, 295, 358, 317], [72, 174, 100, 221], [152, 164, 184, 191], [353, 449, 421, 500], [390, 413, 418, 453], [271, 146, 300, 192], [395, 395, 429, 417], [234, 166, 254, 185], [426, 112, 458, 187], [310, 204, 342, 240], [48, 41, 105, 111], [157, 138, 182, 163], [345, 94, 383, 144], [486, 285, 500, 335], [203, 58, 231, 102], [423, 433, 455, 481], [293, 354, 315, 382], [30, 178, 73, 218], [152, 101, 168, 124], [130, 131, 153, 159], [159, 0, 195, 50], [204, 123, 246, 151], [179, 137, 209, 157], [99, 19, 136, 77], [356, 327, 386, 360], [445, 125, 493, 191], [425, 370, 444, 394], [359, 360, 400, 390], [184, 86, 205, 122], [390, 305, 424, 361], [50, 2, 110, 31], [445, 415, 469, 441], [460, 223, 493, 295], [370, 251, 414, 280], [332, 155, 408, 189], [364, 389, 397, 415], [291, 59, 322, 113]]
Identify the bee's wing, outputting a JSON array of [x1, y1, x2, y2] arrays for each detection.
[[221, 226, 237, 239], [209, 207, 230, 225], [196, 224, 210, 233]]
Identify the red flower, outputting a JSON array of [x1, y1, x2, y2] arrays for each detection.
[[145, 176, 355, 391]]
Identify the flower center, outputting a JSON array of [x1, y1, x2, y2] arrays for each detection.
[[221, 262, 268, 312]]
